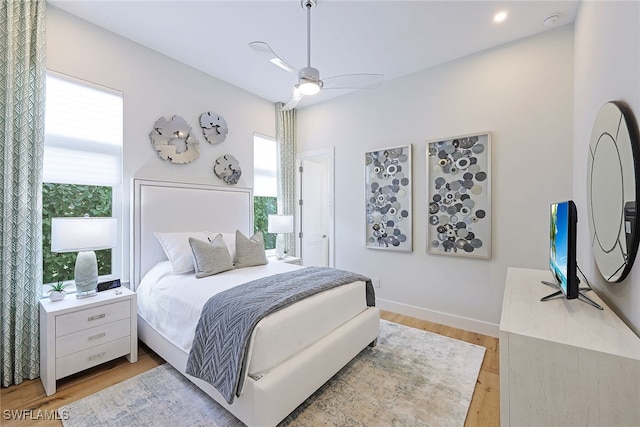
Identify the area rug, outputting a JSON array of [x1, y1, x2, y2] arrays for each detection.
[[59, 320, 485, 427]]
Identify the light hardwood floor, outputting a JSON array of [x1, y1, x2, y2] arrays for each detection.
[[1, 310, 499, 426]]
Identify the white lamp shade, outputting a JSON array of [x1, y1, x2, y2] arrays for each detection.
[[51, 217, 117, 252], [268, 215, 294, 234]]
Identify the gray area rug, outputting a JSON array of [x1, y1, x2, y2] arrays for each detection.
[[59, 320, 485, 427]]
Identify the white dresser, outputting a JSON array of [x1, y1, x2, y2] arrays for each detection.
[[40, 287, 138, 395], [500, 267, 640, 426]]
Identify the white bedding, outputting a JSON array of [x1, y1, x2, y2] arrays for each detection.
[[137, 260, 368, 378]]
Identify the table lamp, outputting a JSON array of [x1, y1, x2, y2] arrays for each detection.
[[268, 214, 294, 260], [51, 216, 117, 298]]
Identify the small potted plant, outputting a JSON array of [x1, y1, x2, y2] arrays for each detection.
[[48, 281, 68, 301]]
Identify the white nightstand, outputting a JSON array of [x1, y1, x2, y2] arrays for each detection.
[[269, 255, 302, 265], [39, 287, 138, 396]]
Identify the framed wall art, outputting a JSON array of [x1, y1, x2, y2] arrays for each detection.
[[365, 145, 412, 251], [426, 132, 491, 258]]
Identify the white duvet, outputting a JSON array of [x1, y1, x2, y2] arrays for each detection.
[[137, 260, 300, 351], [136, 260, 368, 377]]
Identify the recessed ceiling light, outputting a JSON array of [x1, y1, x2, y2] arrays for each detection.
[[494, 11, 508, 23]]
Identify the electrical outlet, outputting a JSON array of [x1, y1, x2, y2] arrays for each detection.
[[372, 277, 381, 288]]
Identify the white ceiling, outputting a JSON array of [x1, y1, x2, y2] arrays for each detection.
[[49, 0, 580, 109]]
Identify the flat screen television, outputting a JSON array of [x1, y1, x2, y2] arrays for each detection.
[[542, 200, 603, 310], [546, 200, 579, 299]]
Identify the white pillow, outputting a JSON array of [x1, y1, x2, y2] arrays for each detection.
[[154, 231, 213, 274], [219, 232, 237, 263]]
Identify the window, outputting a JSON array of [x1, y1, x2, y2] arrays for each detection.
[[253, 133, 277, 251], [42, 72, 123, 286]]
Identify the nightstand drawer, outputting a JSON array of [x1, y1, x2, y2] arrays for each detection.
[[56, 301, 130, 337], [56, 336, 130, 379], [56, 318, 131, 358]]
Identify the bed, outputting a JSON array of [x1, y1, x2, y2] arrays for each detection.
[[130, 178, 380, 426]]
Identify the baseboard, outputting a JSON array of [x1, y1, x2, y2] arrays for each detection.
[[377, 298, 499, 338]]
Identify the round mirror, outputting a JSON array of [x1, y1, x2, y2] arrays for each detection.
[[587, 101, 640, 282]]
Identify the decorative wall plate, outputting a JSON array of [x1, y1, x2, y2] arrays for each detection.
[[149, 115, 200, 164], [213, 154, 242, 185], [200, 112, 228, 144]]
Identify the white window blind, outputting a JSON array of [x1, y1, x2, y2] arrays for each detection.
[[254, 133, 277, 197], [44, 73, 123, 186]]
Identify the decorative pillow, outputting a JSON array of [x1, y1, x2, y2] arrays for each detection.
[[189, 235, 235, 278], [154, 231, 213, 274], [235, 230, 267, 268]]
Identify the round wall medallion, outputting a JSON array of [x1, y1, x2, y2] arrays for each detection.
[[587, 101, 640, 282], [149, 115, 200, 164], [200, 111, 228, 144], [213, 154, 242, 185]]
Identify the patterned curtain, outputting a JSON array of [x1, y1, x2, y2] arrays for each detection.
[[275, 103, 297, 256], [0, 0, 46, 387]]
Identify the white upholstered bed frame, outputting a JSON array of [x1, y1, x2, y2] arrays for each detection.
[[130, 179, 380, 426]]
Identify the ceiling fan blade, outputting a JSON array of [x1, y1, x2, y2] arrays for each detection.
[[249, 41, 298, 75], [321, 73, 384, 90], [281, 88, 304, 110]]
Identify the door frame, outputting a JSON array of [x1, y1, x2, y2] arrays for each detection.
[[296, 147, 335, 267]]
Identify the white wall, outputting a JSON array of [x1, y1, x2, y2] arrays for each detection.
[[573, 1, 640, 335], [298, 26, 574, 336], [46, 6, 276, 283]]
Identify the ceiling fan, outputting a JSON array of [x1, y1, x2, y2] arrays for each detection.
[[249, 0, 383, 110]]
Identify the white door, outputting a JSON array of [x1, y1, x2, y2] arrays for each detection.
[[299, 154, 332, 267]]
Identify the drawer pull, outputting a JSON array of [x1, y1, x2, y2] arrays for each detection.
[[88, 352, 106, 361], [88, 332, 106, 341], [88, 314, 106, 322]]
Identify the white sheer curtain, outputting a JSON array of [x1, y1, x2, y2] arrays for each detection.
[[0, 0, 47, 386], [275, 103, 297, 256]]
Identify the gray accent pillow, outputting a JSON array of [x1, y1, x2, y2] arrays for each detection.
[[235, 230, 267, 268], [189, 235, 234, 278]]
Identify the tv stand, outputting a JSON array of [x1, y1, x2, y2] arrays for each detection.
[[500, 268, 640, 426], [540, 280, 603, 310]]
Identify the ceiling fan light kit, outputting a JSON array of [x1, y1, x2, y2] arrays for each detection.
[[297, 67, 322, 95], [249, 0, 383, 110]]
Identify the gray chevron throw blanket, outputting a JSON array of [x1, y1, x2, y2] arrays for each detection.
[[185, 266, 375, 404]]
